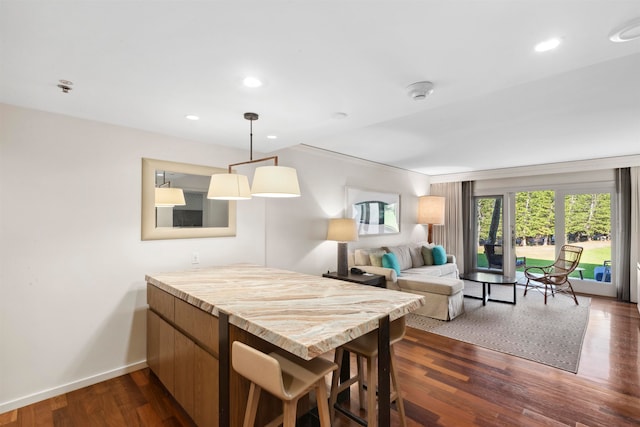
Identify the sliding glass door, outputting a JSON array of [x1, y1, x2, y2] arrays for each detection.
[[558, 190, 614, 295], [474, 194, 520, 277], [514, 190, 557, 275], [475, 195, 507, 273], [474, 187, 616, 296]]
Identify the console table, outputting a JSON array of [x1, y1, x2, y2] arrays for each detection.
[[146, 264, 424, 426], [323, 271, 386, 288]]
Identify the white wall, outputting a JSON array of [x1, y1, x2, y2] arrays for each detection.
[[0, 104, 267, 411], [264, 146, 431, 274], [0, 104, 430, 412]]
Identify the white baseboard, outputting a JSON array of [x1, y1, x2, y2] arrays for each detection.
[[0, 360, 148, 414]]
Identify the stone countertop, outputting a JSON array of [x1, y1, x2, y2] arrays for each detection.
[[146, 264, 425, 360]]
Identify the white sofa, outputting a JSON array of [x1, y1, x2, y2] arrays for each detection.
[[348, 243, 465, 321]]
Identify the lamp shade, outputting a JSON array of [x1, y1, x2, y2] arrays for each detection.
[[418, 195, 445, 224], [251, 166, 301, 198], [207, 173, 251, 200], [327, 218, 358, 242], [155, 187, 186, 207]]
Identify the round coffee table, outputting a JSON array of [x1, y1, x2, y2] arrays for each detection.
[[462, 272, 518, 306]]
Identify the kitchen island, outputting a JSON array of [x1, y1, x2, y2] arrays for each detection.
[[146, 264, 425, 426]]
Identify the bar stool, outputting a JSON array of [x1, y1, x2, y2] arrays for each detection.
[[231, 341, 337, 427], [329, 317, 407, 427]]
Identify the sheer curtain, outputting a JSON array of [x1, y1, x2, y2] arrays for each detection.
[[431, 182, 464, 273]]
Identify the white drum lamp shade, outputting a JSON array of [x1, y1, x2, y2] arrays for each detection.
[[251, 166, 301, 198], [155, 187, 186, 207], [208, 173, 251, 200], [327, 218, 359, 242], [418, 195, 445, 244]]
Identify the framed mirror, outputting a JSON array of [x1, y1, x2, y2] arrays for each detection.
[[141, 158, 236, 240], [347, 187, 400, 236]]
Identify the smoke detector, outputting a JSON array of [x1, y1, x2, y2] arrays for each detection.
[[609, 17, 640, 42], [406, 81, 434, 100], [57, 79, 73, 93]]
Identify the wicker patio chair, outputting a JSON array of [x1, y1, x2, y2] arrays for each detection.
[[523, 244, 583, 305]]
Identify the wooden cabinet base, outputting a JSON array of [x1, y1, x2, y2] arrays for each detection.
[[147, 283, 310, 426], [147, 284, 218, 426]]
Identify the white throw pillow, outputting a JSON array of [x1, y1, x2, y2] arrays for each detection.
[[354, 249, 371, 266]]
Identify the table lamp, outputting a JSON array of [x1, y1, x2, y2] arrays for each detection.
[[418, 195, 445, 243], [327, 218, 358, 276]]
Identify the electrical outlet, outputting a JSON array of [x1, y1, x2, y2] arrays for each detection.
[[191, 252, 200, 264]]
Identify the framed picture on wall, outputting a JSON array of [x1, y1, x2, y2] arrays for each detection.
[[346, 187, 400, 236]]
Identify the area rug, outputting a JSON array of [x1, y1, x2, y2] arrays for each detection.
[[406, 282, 591, 373]]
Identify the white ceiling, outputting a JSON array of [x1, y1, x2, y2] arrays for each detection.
[[2, 1, 640, 176]]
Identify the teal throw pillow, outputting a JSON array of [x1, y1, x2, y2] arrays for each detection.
[[432, 245, 447, 265], [382, 252, 402, 276]]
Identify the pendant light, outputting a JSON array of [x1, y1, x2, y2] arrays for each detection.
[[207, 112, 301, 200]]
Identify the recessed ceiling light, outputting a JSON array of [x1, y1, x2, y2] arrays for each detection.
[[185, 115, 200, 121], [243, 77, 263, 88], [534, 38, 561, 52], [609, 18, 640, 42], [266, 135, 278, 140]]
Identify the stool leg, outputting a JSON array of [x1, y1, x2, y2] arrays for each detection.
[[244, 382, 261, 427], [315, 379, 332, 427], [329, 348, 343, 421], [357, 355, 366, 410], [282, 399, 298, 427], [390, 346, 407, 427], [366, 355, 377, 427]]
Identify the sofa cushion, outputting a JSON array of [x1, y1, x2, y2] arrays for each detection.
[[402, 266, 442, 277], [405, 263, 459, 278], [398, 276, 464, 296], [386, 245, 413, 271], [409, 245, 425, 268], [421, 246, 434, 265], [382, 252, 402, 276], [432, 245, 447, 265]]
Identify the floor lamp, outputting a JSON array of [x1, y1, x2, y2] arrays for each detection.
[[327, 218, 358, 276], [418, 196, 445, 244]]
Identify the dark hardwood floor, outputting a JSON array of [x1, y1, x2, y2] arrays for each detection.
[[1, 297, 638, 426]]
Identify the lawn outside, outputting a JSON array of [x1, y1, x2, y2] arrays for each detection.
[[477, 240, 612, 280]]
